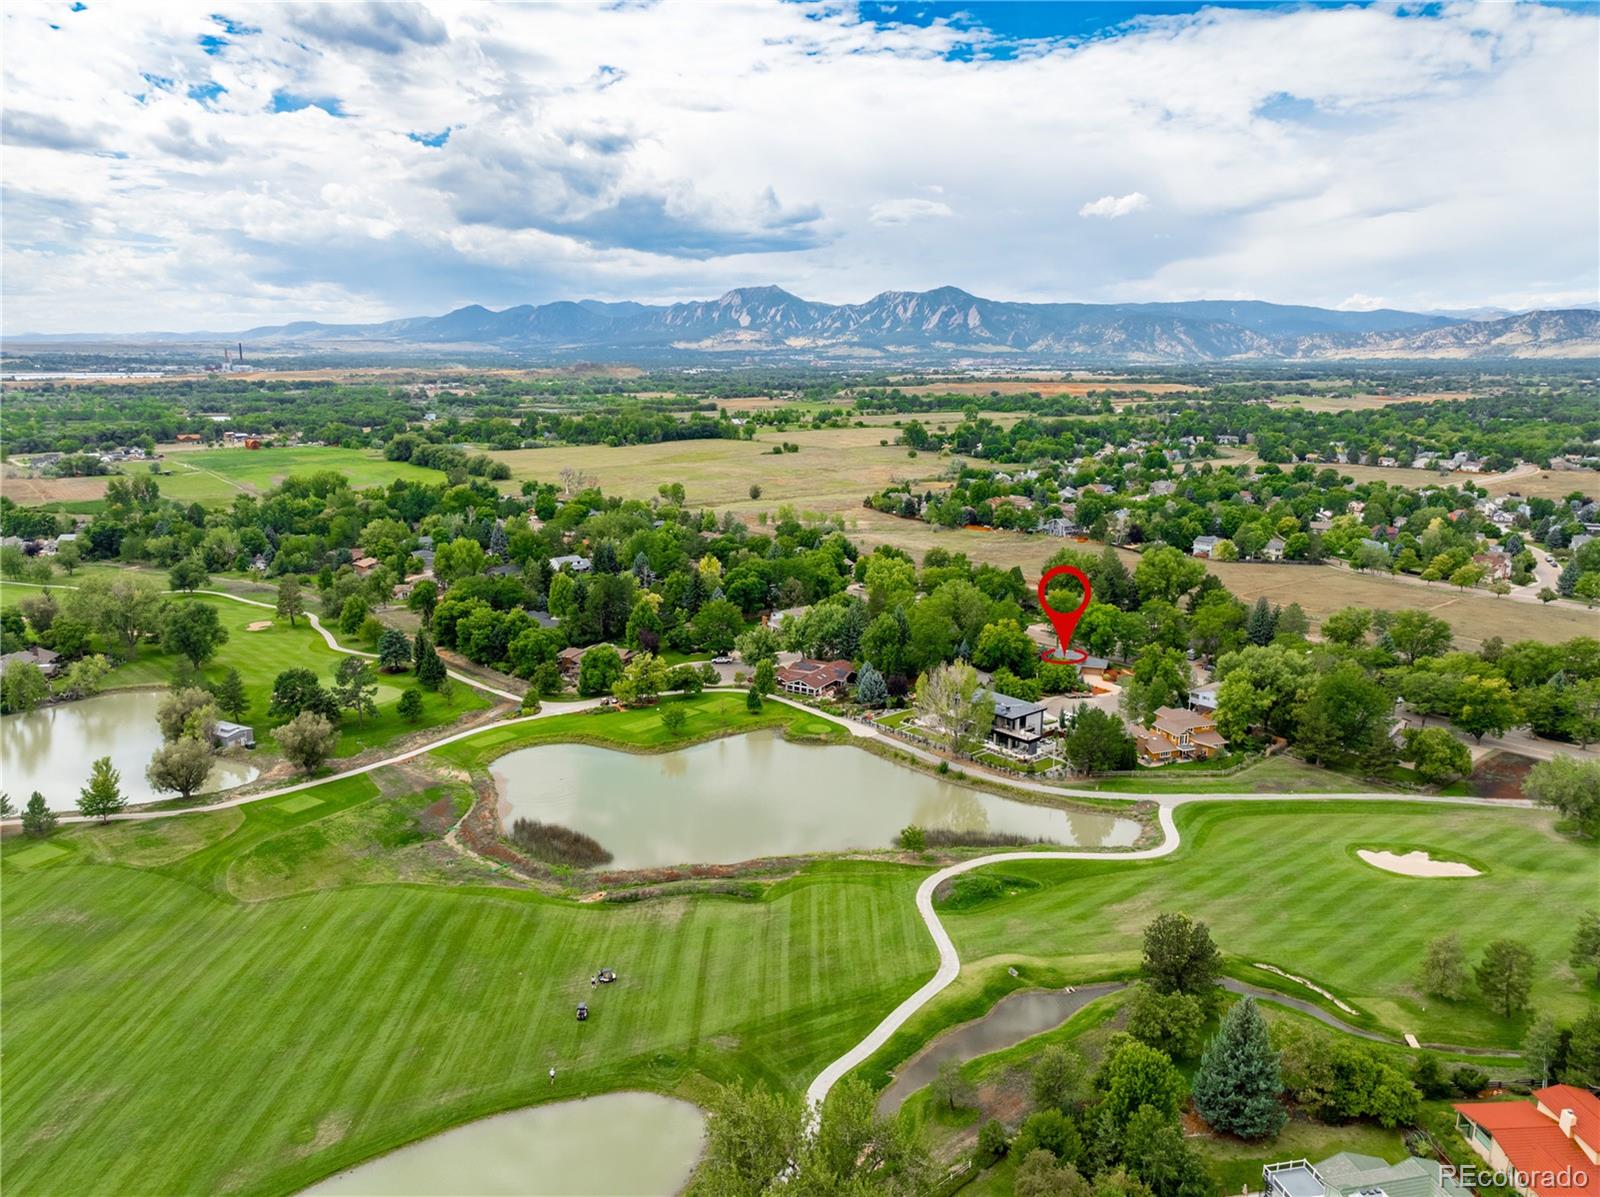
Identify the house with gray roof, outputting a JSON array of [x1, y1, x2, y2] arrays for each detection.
[[1265, 1153, 1470, 1197]]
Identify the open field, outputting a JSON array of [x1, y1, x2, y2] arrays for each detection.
[[1480, 465, 1600, 500], [490, 425, 947, 512], [889, 379, 1199, 397], [1267, 390, 1474, 413], [948, 800, 1597, 1047]]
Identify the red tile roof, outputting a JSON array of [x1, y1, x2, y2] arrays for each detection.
[[1537, 1085, 1600, 1156], [1455, 1092, 1600, 1197], [776, 659, 854, 690]]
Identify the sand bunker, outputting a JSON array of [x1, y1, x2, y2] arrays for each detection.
[[245, 620, 273, 631], [1358, 849, 1480, 878]]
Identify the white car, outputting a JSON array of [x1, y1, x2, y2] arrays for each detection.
[[711, 655, 733, 665]]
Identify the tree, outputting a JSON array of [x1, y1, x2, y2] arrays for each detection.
[[934, 1057, 976, 1111], [1135, 546, 1206, 604], [1, 661, 49, 714], [1191, 996, 1286, 1138], [1121, 647, 1190, 725], [1295, 662, 1395, 770], [1321, 606, 1372, 646], [162, 601, 230, 667], [691, 598, 745, 654], [1245, 596, 1277, 646], [1121, 1104, 1215, 1197], [612, 652, 670, 706], [407, 578, 438, 625], [213, 668, 249, 721], [1127, 983, 1207, 1059], [735, 623, 782, 666], [146, 737, 215, 800], [698, 1083, 804, 1192], [1570, 910, 1600, 987], [914, 661, 994, 756], [434, 536, 487, 586], [1213, 644, 1316, 742], [277, 711, 339, 774], [332, 657, 379, 726], [0, 793, 11, 819], [377, 627, 413, 672], [397, 688, 424, 722], [577, 644, 624, 697], [1388, 609, 1453, 664], [899, 824, 926, 851], [973, 618, 1038, 678], [1452, 675, 1520, 743], [156, 687, 219, 743], [1522, 1014, 1564, 1087], [1565, 1009, 1600, 1087], [1064, 706, 1138, 774], [21, 792, 57, 838], [269, 668, 339, 720], [276, 575, 305, 626], [1524, 755, 1600, 838], [745, 686, 763, 713], [1419, 932, 1471, 1000], [752, 658, 776, 697], [659, 703, 688, 736], [1403, 726, 1473, 785], [1141, 912, 1221, 998], [1014, 1152, 1091, 1197], [56, 540, 81, 574], [1032, 1043, 1088, 1111], [414, 631, 447, 690], [855, 661, 888, 707], [77, 756, 126, 822], [1100, 1036, 1187, 1124], [168, 555, 209, 593], [1475, 939, 1536, 1018]]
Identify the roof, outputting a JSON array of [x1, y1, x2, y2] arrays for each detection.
[[1151, 705, 1216, 734], [1455, 1095, 1600, 1197], [983, 690, 1046, 720], [776, 658, 854, 688], [216, 721, 253, 735], [1537, 1085, 1600, 1153], [1315, 1152, 1470, 1197]]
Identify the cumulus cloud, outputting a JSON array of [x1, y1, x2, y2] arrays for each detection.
[[1078, 192, 1151, 220], [868, 197, 954, 225], [0, 0, 1594, 332]]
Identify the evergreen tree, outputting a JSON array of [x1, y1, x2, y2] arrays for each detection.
[[21, 792, 57, 838], [213, 668, 250, 721], [276, 574, 304, 626], [488, 522, 508, 559], [1190, 997, 1286, 1138], [856, 662, 889, 707], [1559, 559, 1580, 597], [414, 631, 446, 689], [1245, 596, 1277, 646], [397, 688, 425, 722], [377, 627, 413, 672], [77, 756, 127, 823], [746, 686, 763, 713]]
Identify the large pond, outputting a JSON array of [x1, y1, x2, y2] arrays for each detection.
[[304, 1092, 705, 1196], [494, 731, 1141, 869], [1, 690, 259, 810]]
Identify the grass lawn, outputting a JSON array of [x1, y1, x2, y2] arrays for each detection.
[[0, 780, 934, 1195], [99, 594, 490, 758], [1079, 755, 1388, 794], [946, 800, 1597, 1049]]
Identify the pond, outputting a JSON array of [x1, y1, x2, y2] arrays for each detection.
[[1, 690, 259, 810], [303, 1092, 705, 1196], [877, 983, 1124, 1115], [493, 731, 1141, 869]]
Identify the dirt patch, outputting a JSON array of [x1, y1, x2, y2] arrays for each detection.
[[245, 620, 273, 631], [416, 796, 461, 837], [1357, 849, 1480, 878], [1467, 750, 1536, 800]]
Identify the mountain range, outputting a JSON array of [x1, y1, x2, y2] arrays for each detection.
[[15, 287, 1600, 363]]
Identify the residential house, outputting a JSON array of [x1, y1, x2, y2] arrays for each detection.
[[1189, 685, 1219, 714], [1473, 552, 1512, 582], [982, 690, 1047, 757], [1454, 1085, 1599, 1197], [213, 722, 256, 750], [1261, 537, 1287, 561], [1148, 480, 1176, 497], [549, 554, 592, 574], [0, 646, 60, 677], [1191, 536, 1221, 559], [1038, 517, 1077, 538], [775, 658, 855, 697], [1136, 706, 1227, 764], [1076, 656, 1112, 681], [352, 556, 380, 576], [766, 605, 810, 633], [1264, 1153, 1470, 1197], [1378, 455, 1399, 467], [556, 643, 632, 679]]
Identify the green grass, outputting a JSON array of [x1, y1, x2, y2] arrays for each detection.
[[0, 797, 934, 1196], [431, 690, 845, 772], [5, 841, 70, 868], [147, 446, 450, 505], [1079, 755, 1388, 794], [274, 793, 324, 814], [947, 800, 1598, 1048], [100, 594, 490, 759]]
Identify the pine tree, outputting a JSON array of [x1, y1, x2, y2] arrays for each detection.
[[856, 662, 889, 707], [1191, 997, 1286, 1139], [414, 631, 446, 690], [213, 668, 250, 721], [1246, 596, 1277, 646], [77, 756, 127, 823], [21, 792, 57, 838]]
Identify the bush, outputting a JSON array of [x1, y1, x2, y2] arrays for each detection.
[[509, 818, 613, 868], [660, 703, 688, 736], [898, 824, 925, 851], [976, 1119, 1009, 1165], [1451, 1065, 1489, 1097], [944, 873, 1005, 910], [920, 827, 1058, 850]]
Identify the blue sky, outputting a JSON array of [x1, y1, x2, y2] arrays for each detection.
[[2, 0, 1595, 332]]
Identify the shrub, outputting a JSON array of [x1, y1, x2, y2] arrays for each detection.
[[509, 818, 613, 868], [898, 824, 925, 851]]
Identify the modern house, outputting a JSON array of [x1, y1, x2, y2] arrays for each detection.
[[983, 690, 1047, 757], [1265, 1153, 1470, 1197], [1189, 685, 1219, 714], [1191, 536, 1221, 558], [1136, 705, 1227, 764], [775, 658, 855, 697], [0, 645, 60, 678], [213, 722, 256, 750], [549, 554, 592, 574], [1454, 1085, 1600, 1197]]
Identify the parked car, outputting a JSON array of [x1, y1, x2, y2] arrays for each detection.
[[711, 656, 732, 665]]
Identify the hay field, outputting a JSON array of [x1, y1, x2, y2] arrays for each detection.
[[893, 379, 1197, 397], [1267, 390, 1474, 413]]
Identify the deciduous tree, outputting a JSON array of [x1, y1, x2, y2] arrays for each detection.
[[146, 737, 214, 800], [277, 711, 339, 775], [77, 756, 126, 822]]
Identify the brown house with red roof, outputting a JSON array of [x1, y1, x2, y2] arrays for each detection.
[[1454, 1085, 1600, 1197]]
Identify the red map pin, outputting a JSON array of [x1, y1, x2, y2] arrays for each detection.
[[1037, 565, 1092, 665]]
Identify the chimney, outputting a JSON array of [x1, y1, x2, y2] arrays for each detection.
[[1560, 1108, 1577, 1138]]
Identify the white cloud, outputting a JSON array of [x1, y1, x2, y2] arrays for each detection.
[[0, 1, 1594, 331], [1078, 192, 1151, 220], [868, 197, 954, 225]]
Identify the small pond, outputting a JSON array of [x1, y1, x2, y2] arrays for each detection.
[[493, 731, 1141, 869], [303, 1092, 705, 1196], [877, 983, 1122, 1115], [0, 690, 259, 810]]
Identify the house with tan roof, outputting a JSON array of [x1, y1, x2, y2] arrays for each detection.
[[1136, 705, 1227, 764]]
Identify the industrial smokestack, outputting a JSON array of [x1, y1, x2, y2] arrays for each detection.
[[238, 342, 244, 363]]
